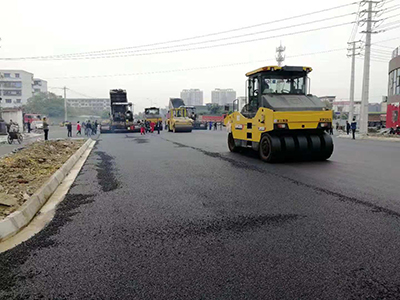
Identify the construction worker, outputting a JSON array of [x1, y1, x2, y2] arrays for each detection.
[[66, 121, 72, 137], [43, 117, 49, 141], [140, 122, 145, 135], [351, 117, 357, 140]]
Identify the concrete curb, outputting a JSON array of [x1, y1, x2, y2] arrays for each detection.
[[0, 138, 93, 242], [337, 134, 400, 142]]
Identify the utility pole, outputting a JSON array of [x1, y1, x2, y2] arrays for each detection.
[[64, 86, 67, 121], [359, 0, 380, 134], [347, 41, 361, 122]]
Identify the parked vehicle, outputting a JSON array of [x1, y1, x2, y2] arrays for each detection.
[[7, 124, 23, 144]]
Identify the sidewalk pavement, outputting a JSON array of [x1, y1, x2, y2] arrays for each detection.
[[337, 133, 400, 142]]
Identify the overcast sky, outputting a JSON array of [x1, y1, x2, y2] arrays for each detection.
[[1, 0, 398, 112]]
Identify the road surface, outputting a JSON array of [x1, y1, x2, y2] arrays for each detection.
[[1, 130, 400, 299]]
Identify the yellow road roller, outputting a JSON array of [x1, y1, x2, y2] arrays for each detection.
[[225, 65, 333, 162], [166, 106, 193, 133]]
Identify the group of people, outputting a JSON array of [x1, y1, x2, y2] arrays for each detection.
[[389, 125, 400, 135], [65, 120, 98, 138], [140, 120, 162, 135], [345, 119, 358, 139], [208, 121, 223, 130]]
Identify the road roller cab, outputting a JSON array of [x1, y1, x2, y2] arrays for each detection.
[[166, 106, 193, 133], [225, 65, 334, 162]]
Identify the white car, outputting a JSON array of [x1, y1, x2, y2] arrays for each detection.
[[31, 121, 43, 130]]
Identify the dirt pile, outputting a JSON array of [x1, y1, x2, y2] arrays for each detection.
[[0, 140, 85, 219]]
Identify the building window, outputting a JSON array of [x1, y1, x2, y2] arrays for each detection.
[[397, 69, 400, 95], [15, 73, 20, 78], [4, 73, 11, 78], [16, 99, 21, 103], [2, 81, 22, 88], [5, 99, 12, 103], [3, 90, 22, 96]]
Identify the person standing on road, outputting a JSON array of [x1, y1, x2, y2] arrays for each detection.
[[27, 119, 31, 133], [93, 120, 98, 135], [351, 117, 357, 140], [214, 122, 217, 130], [43, 117, 49, 141], [76, 121, 81, 136], [86, 120, 92, 138], [82, 121, 86, 135], [346, 121, 350, 135], [66, 121, 72, 137], [140, 122, 145, 135], [209, 121, 212, 130], [157, 121, 161, 134]]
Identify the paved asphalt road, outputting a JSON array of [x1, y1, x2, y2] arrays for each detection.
[[1, 130, 400, 299]]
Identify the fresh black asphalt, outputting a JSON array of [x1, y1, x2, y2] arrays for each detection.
[[1, 130, 400, 299]]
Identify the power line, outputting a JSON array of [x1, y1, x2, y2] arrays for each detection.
[[372, 36, 400, 44], [349, 2, 362, 42], [33, 12, 356, 59], [373, 43, 395, 49], [6, 1, 358, 60], [66, 88, 94, 98], [1, 16, 356, 61], [1, 22, 354, 61], [47, 48, 346, 80]]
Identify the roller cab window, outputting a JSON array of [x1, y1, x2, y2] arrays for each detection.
[[261, 75, 306, 95]]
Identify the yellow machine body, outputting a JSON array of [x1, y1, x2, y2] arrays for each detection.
[[166, 107, 193, 133], [226, 65, 334, 162]]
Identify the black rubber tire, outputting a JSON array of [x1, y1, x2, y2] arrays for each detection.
[[296, 134, 309, 152], [319, 133, 334, 160], [259, 134, 281, 162], [173, 126, 176, 133], [17, 134, 23, 144], [309, 135, 321, 154], [228, 133, 240, 152], [283, 136, 296, 159], [7, 135, 12, 144]]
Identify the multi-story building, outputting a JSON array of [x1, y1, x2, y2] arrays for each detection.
[[33, 78, 48, 94], [67, 98, 111, 112], [0, 70, 34, 108], [318, 96, 336, 109], [211, 88, 236, 106], [387, 46, 400, 128], [180, 89, 203, 106], [332, 100, 361, 119]]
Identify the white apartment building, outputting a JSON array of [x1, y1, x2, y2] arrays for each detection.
[[67, 98, 111, 112], [0, 70, 34, 108], [211, 88, 236, 106], [180, 89, 203, 106], [33, 78, 48, 94], [332, 100, 361, 120]]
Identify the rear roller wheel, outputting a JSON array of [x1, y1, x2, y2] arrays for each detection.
[[259, 134, 281, 163], [318, 133, 334, 160], [309, 135, 321, 154], [228, 133, 240, 152], [282, 136, 296, 159]]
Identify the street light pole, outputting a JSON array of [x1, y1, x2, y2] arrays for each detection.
[[359, 0, 380, 134], [64, 86, 67, 121], [347, 41, 361, 122]]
